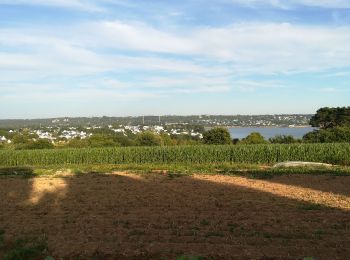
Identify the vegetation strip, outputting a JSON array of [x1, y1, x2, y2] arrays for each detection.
[[0, 143, 349, 167]]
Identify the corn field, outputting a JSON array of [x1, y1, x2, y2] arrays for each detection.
[[0, 143, 349, 167]]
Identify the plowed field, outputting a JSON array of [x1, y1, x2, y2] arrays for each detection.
[[1, 172, 350, 259]]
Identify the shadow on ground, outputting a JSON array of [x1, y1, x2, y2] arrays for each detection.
[[0, 171, 349, 259]]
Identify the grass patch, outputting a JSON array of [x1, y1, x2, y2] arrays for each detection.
[[227, 223, 240, 233], [0, 230, 4, 248], [1, 236, 49, 260], [0, 167, 34, 177], [128, 229, 146, 236], [177, 256, 205, 260], [0, 162, 349, 179], [298, 203, 323, 211], [205, 231, 224, 238], [200, 219, 210, 226]]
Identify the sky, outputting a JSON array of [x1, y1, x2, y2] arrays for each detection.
[[0, 0, 349, 118]]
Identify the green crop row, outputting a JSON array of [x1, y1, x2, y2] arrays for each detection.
[[0, 143, 349, 167]]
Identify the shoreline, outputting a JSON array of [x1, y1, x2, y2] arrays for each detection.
[[206, 125, 313, 129]]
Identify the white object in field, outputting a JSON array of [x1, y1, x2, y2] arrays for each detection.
[[273, 161, 333, 168]]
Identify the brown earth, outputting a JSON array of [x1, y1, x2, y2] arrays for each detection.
[[0, 172, 350, 259]]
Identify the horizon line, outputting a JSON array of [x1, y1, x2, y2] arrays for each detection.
[[0, 113, 313, 121]]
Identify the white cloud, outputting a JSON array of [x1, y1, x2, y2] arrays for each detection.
[[321, 71, 350, 77], [1, 20, 350, 97], [228, 0, 290, 9], [228, 0, 350, 9], [193, 23, 350, 72], [0, 0, 105, 12], [319, 87, 337, 92], [0, 82, 159, 102], [139, 76, 231, 93], [316, 87, 349, 92], [3, 21, 350, 76], [296, 0, 350, 9], [82, 21, 350, 74], [78, 21, 197, 54], [3, 0, 350, 12], [231, 80, 286, 92]]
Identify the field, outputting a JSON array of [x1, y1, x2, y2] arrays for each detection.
[[1, 169, 350, 259], [1, 144, 350, 259], [1, 143, 350, 167]]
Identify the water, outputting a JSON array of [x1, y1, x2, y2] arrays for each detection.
[[228, 127, 316, 140]]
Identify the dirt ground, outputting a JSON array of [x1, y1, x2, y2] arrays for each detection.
[[1, 172, 350, 259]]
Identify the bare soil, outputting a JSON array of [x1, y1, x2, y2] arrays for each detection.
[[1, 172, 350, 259]]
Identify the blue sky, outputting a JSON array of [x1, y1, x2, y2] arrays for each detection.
[[0, 0, 349, 118]]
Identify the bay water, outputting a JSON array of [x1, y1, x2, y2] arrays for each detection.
[[228, 127, 316, 140]]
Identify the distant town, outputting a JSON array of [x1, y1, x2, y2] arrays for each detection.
[[0, 114, 312, 145], [0, 114, 312, 129], [0, 124, 204, 144], [0, 114, 311, 145]]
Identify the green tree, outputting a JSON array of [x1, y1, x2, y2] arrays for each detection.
[[135, 131, 162, 146], [12, 131, 38, 149], [310, 107, 350, 129], [303, 126, 350, 143], [239, 132, 268, 145], [170, 133, 202, 145], [67, 138, 89, 148], [269, 135, 300, 144], [203, 127, 231, 145], [25, 139, 54, 149], [12, 134, 33, 145], [87, 134, 119, 147], [0, 129, 10, 138], [160, 133, 176, 146], [113, 133, 135, 147]]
